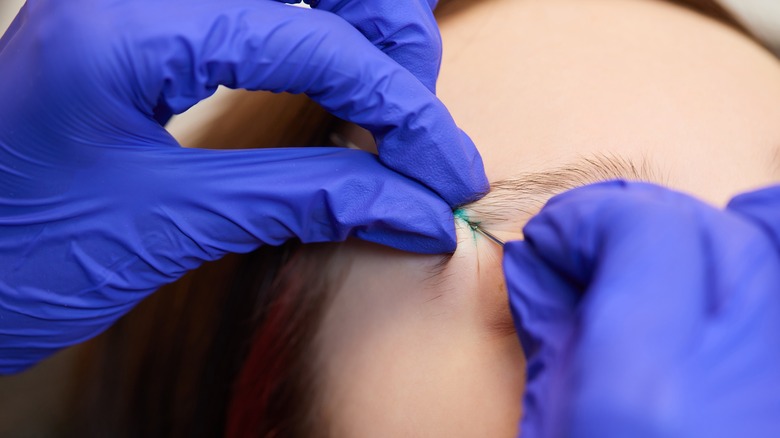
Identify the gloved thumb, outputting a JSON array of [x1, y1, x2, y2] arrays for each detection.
[[0, 144, 456, 373], [504, 181, 702, 437], [161, 146, 458, 255], [503, 180, 776, 437], [502, 239, 580, 438], [727, 184, 780, 251]]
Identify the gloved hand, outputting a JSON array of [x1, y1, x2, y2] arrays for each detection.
[[286, 0, 444, 93], [503, 181, 780, 437], [0, 0, 488, 373]]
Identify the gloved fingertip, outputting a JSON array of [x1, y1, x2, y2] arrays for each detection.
[[727, 184, 780, 211], [350, 183, 458, 255], [429, 132, 490, 208], [503, 241, 583, 438], [727, 184, 780, 250], [447, 179, 490, 209], [503, 240, 581, 349]]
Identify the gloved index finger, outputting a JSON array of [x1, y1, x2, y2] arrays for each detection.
[[728, 184, 780, 251], [523, 182, 703, 316], [297, 0, 444, 92], [68, 0, 488, 206], [504, 180, 780, 437], [519, 181, 774, 359]]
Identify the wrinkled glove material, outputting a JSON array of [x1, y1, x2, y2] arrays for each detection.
[[503, 181, 780, 438], [0, 0, 487, 372]]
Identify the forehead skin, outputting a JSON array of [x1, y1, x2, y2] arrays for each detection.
[[317, 232, 520, 437], [317, 0, 780, 436], [438, 0, 780, 217]]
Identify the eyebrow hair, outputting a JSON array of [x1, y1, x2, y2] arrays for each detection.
[[424, 153, 663, 284], [465, 153, 664, 228]]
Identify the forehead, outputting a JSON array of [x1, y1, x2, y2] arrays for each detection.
[[315, 236, 523, 437], [436, 0, 780, 205]]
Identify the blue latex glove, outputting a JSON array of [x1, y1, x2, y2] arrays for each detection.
[[503, 181, 780, 437], [291, 0, 443, 92], [0, 0, 488, 373]]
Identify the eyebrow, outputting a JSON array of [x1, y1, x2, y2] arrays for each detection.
[[465, 153, 664, 228], [423, 153, 663, 283]]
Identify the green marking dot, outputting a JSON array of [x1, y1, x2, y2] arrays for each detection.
[[453, 208, 479, 242], [453, 208, 469, 222]]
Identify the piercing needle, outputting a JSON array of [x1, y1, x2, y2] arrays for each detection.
[[471, 224, 505, 248]]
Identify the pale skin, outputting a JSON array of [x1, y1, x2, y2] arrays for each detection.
[[317, 0, 780, 436]]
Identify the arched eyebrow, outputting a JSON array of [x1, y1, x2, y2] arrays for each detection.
[[465, 153, 664, 228], [424, 153, 663, 284]]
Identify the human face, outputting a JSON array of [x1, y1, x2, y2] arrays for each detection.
[[317, 0, 780, 436]]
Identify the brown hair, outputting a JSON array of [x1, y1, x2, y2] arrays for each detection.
[[224, 242, 357, 438], [71, 93, 343, 437], [71, 2, 767, 437]]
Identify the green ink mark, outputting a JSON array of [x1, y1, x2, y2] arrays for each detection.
[[453, 208, 479, 242]]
